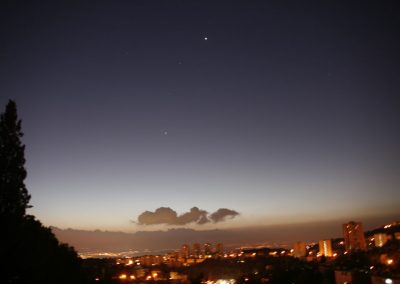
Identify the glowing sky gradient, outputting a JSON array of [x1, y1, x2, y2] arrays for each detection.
[[1, 1, 399, 234]]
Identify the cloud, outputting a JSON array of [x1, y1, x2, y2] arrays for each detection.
[[137, 207, 177, 225], [174, 207, 209, 225], [209, 208, 239, 223], [136, 207, 239, 225]]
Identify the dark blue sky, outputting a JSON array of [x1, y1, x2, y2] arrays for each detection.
[[1, 1, 399, 232]]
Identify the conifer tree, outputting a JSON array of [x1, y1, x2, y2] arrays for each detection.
[[0, 100, 31, 219]]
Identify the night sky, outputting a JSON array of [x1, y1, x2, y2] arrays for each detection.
[[1, 1, 399, 235]]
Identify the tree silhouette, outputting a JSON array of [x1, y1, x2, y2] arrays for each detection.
[[0, 100, 31, 219], [0, 100, 87, 284]]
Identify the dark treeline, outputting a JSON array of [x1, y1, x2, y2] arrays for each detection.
[[0, 100, 87, 284]]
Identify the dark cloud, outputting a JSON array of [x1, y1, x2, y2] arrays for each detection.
[[174, 207, 209, 225], [137, 207, 239, 225], [137, 207, 178, 225], [137, 207, 208, 225], [209, 208, 239, 223]]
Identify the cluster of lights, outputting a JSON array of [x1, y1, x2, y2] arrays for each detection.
[[108, 235, 398, 283], [204, 279, 236, 284], [118, 274, 137, 280], [80, 250, 139, 259]]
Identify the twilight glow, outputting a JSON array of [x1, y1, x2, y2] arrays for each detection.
[[0, 1, 399, 243]]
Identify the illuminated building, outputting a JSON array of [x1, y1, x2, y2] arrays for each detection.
[[204, 243, 212, 255], [215, 243, 224, 256], [192, 243, 201, 257], [164, 252, 181, 267], [374, 233, 388, 247], [181, 244, 190, 258], [318, 239, 333, 257], [293, 241, 307, 258], [139, 255, 162, 266], [343, 221, 367, 251]]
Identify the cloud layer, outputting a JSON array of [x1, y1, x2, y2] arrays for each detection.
[[137, 207, 239, 225]]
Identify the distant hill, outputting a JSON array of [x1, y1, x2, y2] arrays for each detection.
[[51, 227, 255, 254], [52, 217, 400, 256], [51, 221, 348, 254]]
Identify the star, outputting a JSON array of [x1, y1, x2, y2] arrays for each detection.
[[164, 131, 168, 135], [204, 37, 208, 41]]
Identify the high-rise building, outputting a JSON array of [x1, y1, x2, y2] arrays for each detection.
[[319, 239, 333, 257], [293, 241, 307, 258], [181, 244, 190, 258], [192, 243, 201, 257], [374, 233, 388, 247], [215, 243, 224, 256], [204, 243, 212, 255], [342, 221, 367, 251]]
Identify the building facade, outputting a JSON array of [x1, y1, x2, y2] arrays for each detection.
[[180, 244, 190, 258], [319, 239, 333, 257], [343, 221, 367, 251], [374, 233, 388, 247], [293, 241, 307, 258]]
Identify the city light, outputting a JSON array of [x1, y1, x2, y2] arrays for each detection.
[[119, 274, 127, 279], [86, 234, 400, 283], [216, 279, 236, 284]]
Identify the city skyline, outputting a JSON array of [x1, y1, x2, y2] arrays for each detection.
[[1, 0, 399, 239]]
